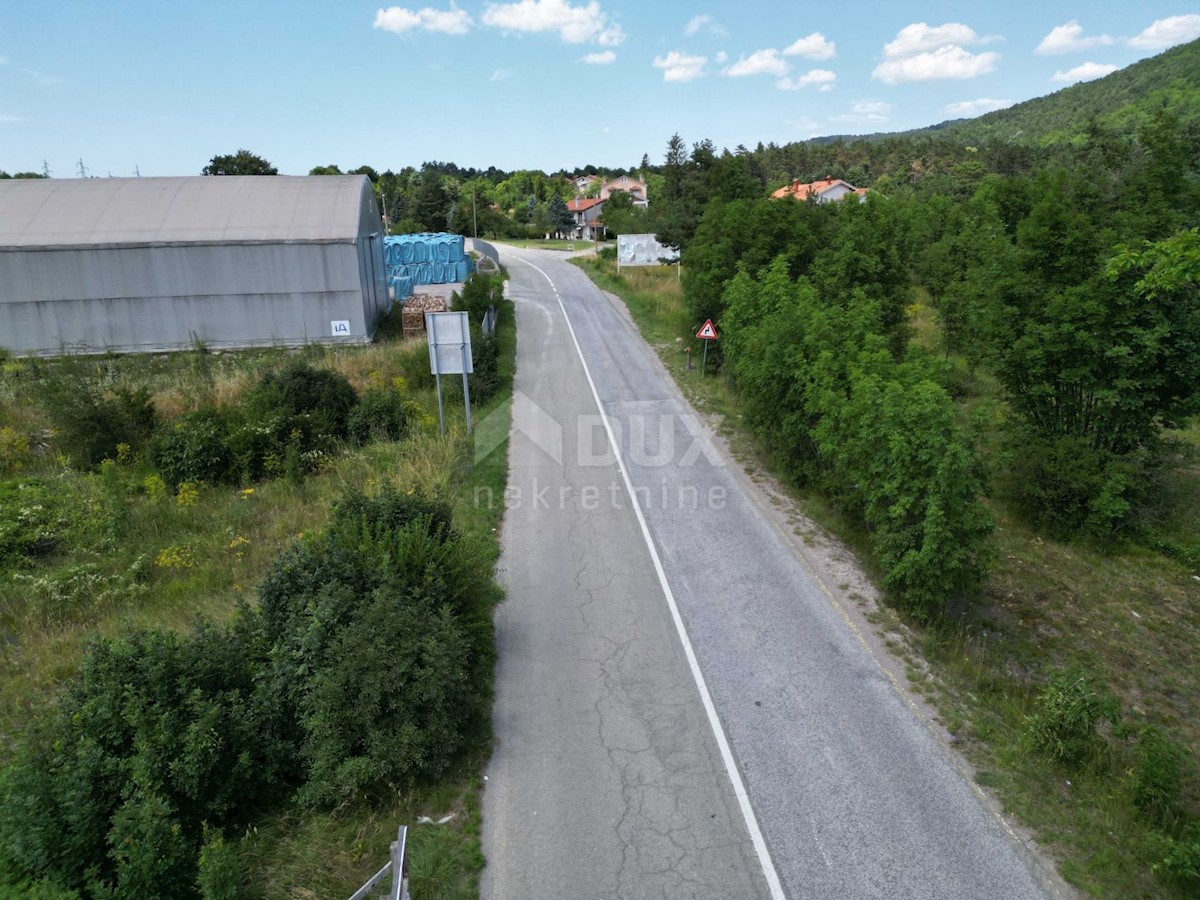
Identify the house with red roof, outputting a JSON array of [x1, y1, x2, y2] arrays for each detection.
[[771, 177, 867, 203], [600, 175, 648, 207], [567, 197, 606, 240]]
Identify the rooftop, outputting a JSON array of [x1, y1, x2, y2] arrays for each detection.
[[0, 175, 372, 250]]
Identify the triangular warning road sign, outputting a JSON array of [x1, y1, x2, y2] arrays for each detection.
[[696, 319, 718, 340]]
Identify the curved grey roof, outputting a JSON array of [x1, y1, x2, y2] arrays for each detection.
[[0, 175, 372, 249]]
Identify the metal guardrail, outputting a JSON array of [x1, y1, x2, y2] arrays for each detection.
[[348, 825, 410, 900], [469, 237, 500, 267]]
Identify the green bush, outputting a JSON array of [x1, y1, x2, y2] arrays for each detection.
[[347, 388, 410, 445], [1006, 431, 1145, 538], [297, 586, 473, 805], [0, 620, 281, 897], [245, 361, 356, 438], [1023, 669, 1119, 766], [1130, 725, 1191, 825], [451, 273, 504, 328], [0, 488, 499, 895], [0, 479, 64, 566], [470, 333, 501, 403], [196, 827, 242, 900], [258, 489, 494, 804], [42, 381, 157, 469], [148, 409, 234, 487], [1150, 825, 1200, 886]]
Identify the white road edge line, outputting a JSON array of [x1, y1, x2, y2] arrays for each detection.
[[514, 254, 788, 900]]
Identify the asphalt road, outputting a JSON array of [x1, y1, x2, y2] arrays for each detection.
[[481, 247, 1055, 900]]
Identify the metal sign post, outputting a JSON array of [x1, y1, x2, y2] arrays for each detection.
[[432, 342, 446, 436], [426, 311, 474, 436], [696, 319, 718, 377], [461, 339, 472, 434]]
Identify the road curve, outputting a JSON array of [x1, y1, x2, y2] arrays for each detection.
[[481, 246, 1055, 900]]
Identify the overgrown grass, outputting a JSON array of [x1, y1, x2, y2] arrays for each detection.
[[574, 254, 1200, 898], [0, 292, 517, 898]]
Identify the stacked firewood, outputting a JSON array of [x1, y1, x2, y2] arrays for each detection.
[[401, 293, 448, 336]]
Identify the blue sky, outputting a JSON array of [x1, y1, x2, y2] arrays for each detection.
[[2, 1, 1199, 177]]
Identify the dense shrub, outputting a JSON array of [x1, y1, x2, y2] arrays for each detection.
[[1005, 431, 1148, 538], [42, 382, 157, 469], [451, 273, 504, 327], [297, 587, 473, 805], [470, 333, 501, 403], [148, 409, 234, 487], [1023, 669, 1119, 766], [245, 361, 356, 438], [257, 489, 494, 804], [0, 620, 279, 897], [347, 387, 410, 445]]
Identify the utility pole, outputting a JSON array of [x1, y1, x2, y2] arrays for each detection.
[[472, 191, 478, 239], [76, 158, 88, 178], [42, 159, 51, 178], [134, 165, 141, 177]]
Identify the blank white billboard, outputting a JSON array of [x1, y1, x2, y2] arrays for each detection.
[[617, 234, 680, 267]]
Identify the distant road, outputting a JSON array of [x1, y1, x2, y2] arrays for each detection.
[[481, 247, 1055, 900]]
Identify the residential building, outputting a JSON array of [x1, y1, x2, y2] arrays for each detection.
[[770, 177, 868, 203], [566, 197, 605, 240], [600, 175, 648, 207]]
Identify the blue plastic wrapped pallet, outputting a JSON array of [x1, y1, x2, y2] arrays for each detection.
[[383, 232, 471, 297]]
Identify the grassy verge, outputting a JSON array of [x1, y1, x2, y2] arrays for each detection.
[[573, 255, 1200, 898], [0, 289, 517, 898], [498, 238, 608, 252]]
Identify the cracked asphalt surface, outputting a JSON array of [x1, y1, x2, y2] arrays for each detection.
[[480, 248, 1055, 899]]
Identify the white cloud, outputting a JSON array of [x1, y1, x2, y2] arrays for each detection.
[[653, 50, 707, 82], [0, 114, 22, 123], [874, 21, 998, 83], [830, 100, 892, 125], [581, 50, 615, 64], [596, 25, 623, 46], [490, 68, 512, 80], [1052, 61, 1118, 83], [725, 48, 789, 77], [684, 14, 725, 37], [883, 22, 985, 57], [777, 68, 836, 91], [1128, 14, 1200, 49], [373, 4, 473, 35], [482, 0, 625, 45], [943, 97, 1015, 116], [874, 45, 998, 83], [783, 32, 835, 60], [714, 50, 728, 64], [1035, 21, 1113, 55]]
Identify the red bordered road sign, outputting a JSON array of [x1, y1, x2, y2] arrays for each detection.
[[696, 319, 718, 340]]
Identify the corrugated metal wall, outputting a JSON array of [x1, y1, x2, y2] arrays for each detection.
[[0, 177, 390, 356]]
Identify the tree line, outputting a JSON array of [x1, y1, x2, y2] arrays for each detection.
[[652, 110, 1200, 615]]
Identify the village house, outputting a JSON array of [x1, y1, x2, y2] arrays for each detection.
[[771, 177, 868, 203]]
